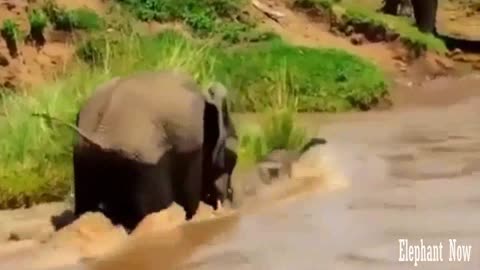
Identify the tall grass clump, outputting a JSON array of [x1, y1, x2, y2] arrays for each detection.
[[1, 19, 20, 57], [0, 31, 215, 209], [237, 108, 308, 166], [28, 9, 48, 47]]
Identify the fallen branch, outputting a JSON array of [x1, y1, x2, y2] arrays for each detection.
[[252, 0, 286, 22]]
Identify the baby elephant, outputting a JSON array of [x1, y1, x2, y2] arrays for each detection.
[[201, 83, 238, 209], [257, 138, 327, 184], [37, 71, 237, 232]]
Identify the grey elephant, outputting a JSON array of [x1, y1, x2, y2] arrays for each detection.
[[201, 83, 238, 209], [37, 70, 238, 231], [257, 137, 327, 184]]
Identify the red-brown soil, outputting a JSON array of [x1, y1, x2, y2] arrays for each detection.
[[0, 0, 106, 91]]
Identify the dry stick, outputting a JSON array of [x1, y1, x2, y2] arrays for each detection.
[[251, 0, 286, 23]]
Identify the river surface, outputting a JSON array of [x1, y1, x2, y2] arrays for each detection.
[[4, 75, 480, 270]]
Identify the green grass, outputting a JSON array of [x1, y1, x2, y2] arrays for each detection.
[[0, 30, 386, 208], [1, 19, 20, 57], [214, 39, 387, 112], [114, 0, 274, 44]]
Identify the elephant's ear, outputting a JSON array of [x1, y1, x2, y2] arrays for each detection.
[[205, 82, 228, 163], [204, 100, 221, 163], [206, 82, 228, 104]]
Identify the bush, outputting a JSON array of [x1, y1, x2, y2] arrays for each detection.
[[28, 9, 48, 47], [214, 39, 387, 112], [1, 19, 20, 57]]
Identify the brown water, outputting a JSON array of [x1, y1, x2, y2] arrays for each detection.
[[5, 74, 480, 270]]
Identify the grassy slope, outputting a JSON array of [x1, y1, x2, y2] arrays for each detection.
[[0, 0, 390, 208]]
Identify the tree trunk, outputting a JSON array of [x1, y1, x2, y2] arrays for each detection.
[[380, 0, 401, 15], [410, 0, 438, 33]]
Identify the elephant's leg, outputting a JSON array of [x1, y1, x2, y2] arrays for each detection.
[[224, 147, 238, 202], [73, 149, 101, 217], [122, 159, 175, 231], [179, 149, 203, 220]]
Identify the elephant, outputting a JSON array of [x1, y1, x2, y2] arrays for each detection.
[[257, 137, 327, 184], [201, 83, 238, 209], [44, 70, 237, 232]]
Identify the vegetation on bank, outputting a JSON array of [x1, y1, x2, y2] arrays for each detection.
[[1, 19, 20, 57], [0, 0, 396, 208], [0, 29, 386, 208], [114, 0, 273, 44], [293, 0, 447, 53], [216, 40, 386, 112]]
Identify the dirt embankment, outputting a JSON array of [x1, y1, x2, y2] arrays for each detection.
[[1, 0, 478, 92], [0, 0, 108, 91], [256, 0, 480, 80]]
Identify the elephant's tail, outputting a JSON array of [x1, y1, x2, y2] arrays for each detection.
[[31, 112, 104, 149]]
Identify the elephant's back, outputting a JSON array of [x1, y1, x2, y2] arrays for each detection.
[[76, 77, 121, 145], [83, 71, 206, 163]]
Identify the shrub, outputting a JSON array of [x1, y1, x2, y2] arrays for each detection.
[[1, 20, 19, 57], [28, 9, 48, 47]]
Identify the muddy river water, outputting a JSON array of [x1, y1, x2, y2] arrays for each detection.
[[3, 75, 480, 270]]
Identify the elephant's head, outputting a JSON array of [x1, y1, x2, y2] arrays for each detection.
[[202, 82, 237, 209]]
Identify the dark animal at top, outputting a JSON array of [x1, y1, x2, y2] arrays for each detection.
[[35, 70, 237, 232]]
